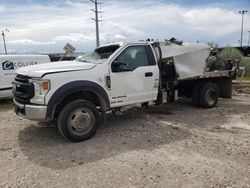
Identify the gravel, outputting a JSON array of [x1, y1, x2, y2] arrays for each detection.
[[0, 95, 250, 188]]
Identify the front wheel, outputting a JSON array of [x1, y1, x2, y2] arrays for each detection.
[[57, 100, 99, 142]]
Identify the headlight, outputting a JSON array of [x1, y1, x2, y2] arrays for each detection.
[[30, 78, 50, 104]]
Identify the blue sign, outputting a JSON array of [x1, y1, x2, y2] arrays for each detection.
[[2, 61, 14, 70]]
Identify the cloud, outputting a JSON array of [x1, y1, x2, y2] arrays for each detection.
[[113, 34, 126, 39], [0, 5, 5, 13], [9, 39, 56, 45], [0, 0, 249, 53], [53, 33, 96, 43]]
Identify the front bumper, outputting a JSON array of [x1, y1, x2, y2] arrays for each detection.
[[13, 99, 47, 121]]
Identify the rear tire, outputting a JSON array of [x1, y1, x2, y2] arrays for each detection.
[[199, 83, 219, 108], [192, 82, 205, 107], [57, 100, 99, 142]]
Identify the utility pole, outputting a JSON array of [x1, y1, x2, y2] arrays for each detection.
[[91, 0, 102, 47], [248, 31, 250, 46], [1, 28, 9, 55], [239, 10, 248, 47]]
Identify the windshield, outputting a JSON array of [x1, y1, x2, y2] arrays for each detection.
[[76, 45, 120, 64], [77, 51, 103, 63]]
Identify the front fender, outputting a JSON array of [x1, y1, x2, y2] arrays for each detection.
[[46, 81, 110, 119]]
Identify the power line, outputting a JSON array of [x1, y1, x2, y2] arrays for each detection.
[[102, 1, 165, 20], [90, 0, 103, 47]]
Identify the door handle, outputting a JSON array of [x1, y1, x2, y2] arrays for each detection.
[[145, 72, 153, 77]]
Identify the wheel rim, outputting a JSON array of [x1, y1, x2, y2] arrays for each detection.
[[206, 88, 217, 106], [68, 108, 94, 136]]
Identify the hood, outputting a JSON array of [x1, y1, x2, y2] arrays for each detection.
[[16, 61, 96, 78]]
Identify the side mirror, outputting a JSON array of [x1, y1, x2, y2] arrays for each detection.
[[112, 60, 129, 72], [113, 60, 127, 66]]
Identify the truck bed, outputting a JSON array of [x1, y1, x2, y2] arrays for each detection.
[[179, 69, 236, 81]]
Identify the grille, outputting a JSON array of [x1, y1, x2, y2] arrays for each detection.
[[15, 74, 30, 83], [13, 75, 34, 104]]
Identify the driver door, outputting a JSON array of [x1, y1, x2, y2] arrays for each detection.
[[110, 45, 158, 107]]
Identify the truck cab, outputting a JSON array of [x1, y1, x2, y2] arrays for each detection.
[[12, 41, 237, 142]]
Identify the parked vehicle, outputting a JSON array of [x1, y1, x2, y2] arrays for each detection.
[[0, 55, 51, 99], [12, 40, 239, 142], [0, 53, 77, 100]]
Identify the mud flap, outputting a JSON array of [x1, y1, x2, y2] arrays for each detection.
[[217, 78, 232, 99]]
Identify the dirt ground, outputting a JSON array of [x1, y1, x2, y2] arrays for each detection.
[[0, 94, 250, 187]]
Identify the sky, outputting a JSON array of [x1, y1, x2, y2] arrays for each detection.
[[0, 0, 249, 53]]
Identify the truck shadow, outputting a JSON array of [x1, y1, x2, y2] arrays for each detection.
[[18, 104, 191, 170], [0, 99, 13, 111], [18, 97, 250, 170]]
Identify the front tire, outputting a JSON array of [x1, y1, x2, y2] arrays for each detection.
[[58, 100, 99, 142]]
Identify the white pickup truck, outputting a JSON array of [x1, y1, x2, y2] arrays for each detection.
[[12, 41, 238, 142]]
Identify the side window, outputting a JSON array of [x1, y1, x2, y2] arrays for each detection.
[[112, 45, 149, 72]]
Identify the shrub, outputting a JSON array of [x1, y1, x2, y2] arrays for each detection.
[[218, 47, 243, 59], [219, 47, 250, 77], [240, 57, 250, 77]]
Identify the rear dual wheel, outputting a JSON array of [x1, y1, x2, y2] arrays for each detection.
[[192, 82, 219, 108], [192, 82, 205, 107]]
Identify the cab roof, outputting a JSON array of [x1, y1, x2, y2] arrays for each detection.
[[96, 41, 151, 49]]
